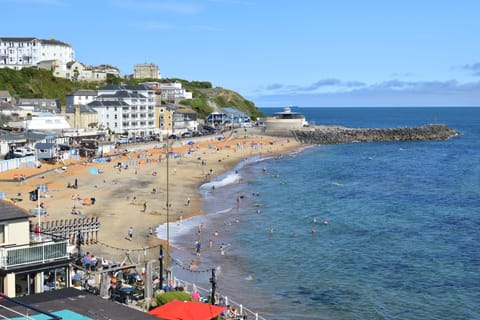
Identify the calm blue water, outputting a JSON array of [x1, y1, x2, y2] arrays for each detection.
[[168, 107, 480, 320]]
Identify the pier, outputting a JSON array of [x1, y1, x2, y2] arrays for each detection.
[[291, 124, 459, 144]]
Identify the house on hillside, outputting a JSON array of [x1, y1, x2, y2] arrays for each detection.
[[0, 37, 74, 71], [134, 63, 160, 79], [0, 90, 13, 105], [0, 200, 71, 297], [206, 108, 250, 126], [16, 98, 61, 114]]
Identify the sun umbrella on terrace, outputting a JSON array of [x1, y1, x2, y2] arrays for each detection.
[[147, 299, 227, 320]]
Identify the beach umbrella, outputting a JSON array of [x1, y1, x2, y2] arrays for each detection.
[[88, 167, 99, 174], [147, 299, 227, 320], [187, 141, 194, 145], [0, 192, 6, 199], [31, 208, 47, 215], [36, 184, 48, 192]]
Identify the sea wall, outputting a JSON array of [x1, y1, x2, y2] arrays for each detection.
[[292, 124, 459, 144]]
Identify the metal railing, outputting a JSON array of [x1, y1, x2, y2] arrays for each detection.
[[0, 239, 69, 270], [172, 276, 268, 320]]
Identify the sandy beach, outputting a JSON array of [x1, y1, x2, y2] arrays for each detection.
[[0, 130, 302, 266]]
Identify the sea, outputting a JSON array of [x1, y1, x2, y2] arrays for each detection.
[[157, 107, 480, 320]]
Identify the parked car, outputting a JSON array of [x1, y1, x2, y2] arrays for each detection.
[[13, 147, 35, 158], [181, 132, 193, 138], [58, 144, 71, 151], [202, 125, 217, 135], [168, 134, 179, 140]]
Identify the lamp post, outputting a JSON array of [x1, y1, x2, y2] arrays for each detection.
[[166, 138, 170, 267], [210, 268, 216, 305], [159, 245, 164, 289]]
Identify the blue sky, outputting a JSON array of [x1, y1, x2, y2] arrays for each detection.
[[2, 0, 480, 107]]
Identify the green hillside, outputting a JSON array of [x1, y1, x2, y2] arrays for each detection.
[[0, 68, 264, 119], [0, 67, 99, 104]]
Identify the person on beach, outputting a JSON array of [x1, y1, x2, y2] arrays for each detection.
[[128, 227, 133, 240], [191, 288, 200, 301], [195, 241, 201, 257], [143, 201, 147, 212]]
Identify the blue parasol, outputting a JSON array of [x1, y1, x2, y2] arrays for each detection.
[[30, 208, 47, 215]]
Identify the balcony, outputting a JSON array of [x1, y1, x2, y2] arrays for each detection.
[[0, 238, 70, 270]]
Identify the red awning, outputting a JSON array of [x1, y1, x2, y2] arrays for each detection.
[[148, 299, 227, 320]]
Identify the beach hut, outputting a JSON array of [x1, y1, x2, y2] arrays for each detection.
[[34, 142, 57, 160]]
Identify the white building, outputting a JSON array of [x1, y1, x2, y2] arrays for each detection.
[[88, 84, 157, 137], [142, 81, 192, 103], [0, 37, 74, 71], [66, 89, 98, 107], [26, 112, 71, 131]]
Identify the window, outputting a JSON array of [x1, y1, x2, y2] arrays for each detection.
[[0, 224, 5, 244]]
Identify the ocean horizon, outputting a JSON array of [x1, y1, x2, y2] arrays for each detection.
[[157, 107, 479, 320]]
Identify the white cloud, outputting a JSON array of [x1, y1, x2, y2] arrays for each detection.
[[252, 79, 480, 107]]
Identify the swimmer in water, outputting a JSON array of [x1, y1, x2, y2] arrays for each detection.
[[323, 220, 329, 225]]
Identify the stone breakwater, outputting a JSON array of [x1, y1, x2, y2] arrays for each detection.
[[292, 124, 459, 144]]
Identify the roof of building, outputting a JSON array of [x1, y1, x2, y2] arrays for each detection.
[[0, 200, 30, 222], [221, 107, 247, 117], [87, 100, 130, 108], [0, 104, 20, 110], [0, 288, 158, 320], [66, 60, 83, 68], [67, 89, 98, 97], [34, 142, 55, 149], [98, 84, 153, 91], [65, 104, 98, 114], [0, 37, 71, 47], [0, 90, 12, 98]]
